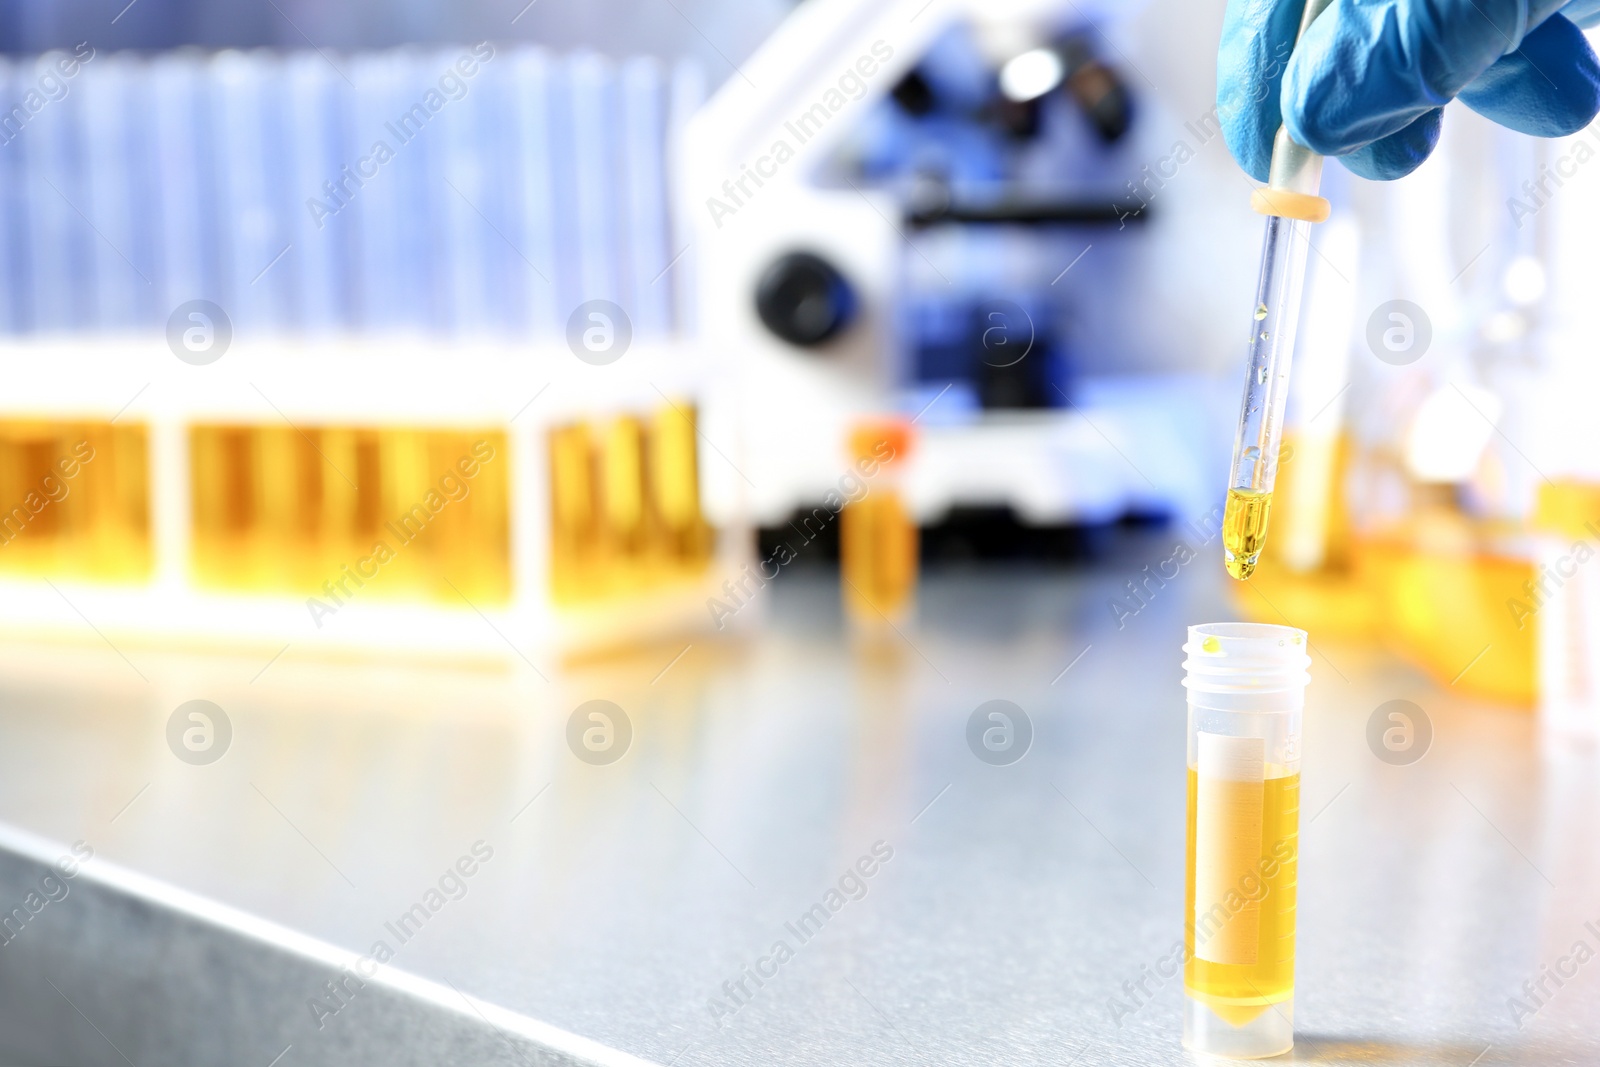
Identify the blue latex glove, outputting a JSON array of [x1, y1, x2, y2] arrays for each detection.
[[1220, 0, 1600, 180]]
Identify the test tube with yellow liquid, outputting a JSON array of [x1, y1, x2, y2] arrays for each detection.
[[1182, 622, 1308, 1058], [601, 415, 648, 589], [548, 423, 600, 603], [841, 420, 916, 627], [650, 402, 711, 573]]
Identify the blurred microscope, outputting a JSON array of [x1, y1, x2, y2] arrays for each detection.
[[684, 0, 1217, 543]]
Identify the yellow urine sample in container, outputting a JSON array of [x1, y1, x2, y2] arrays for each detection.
[[601, 416, 647, 558], [841, 419, 916, 624], [1184, 766, 1299, 1023], [191, 424, 509, 604], [650, 402, 710, 570], [548, 423, 601, 604], [842, 493, 917, 622], [190, 425, 259, 587], [254, 426, 318, 588], [0, 421, 151, 581], [1223, 487, 1273, 580], [548, 408, 714, 607], [419, 431, 510, 604]]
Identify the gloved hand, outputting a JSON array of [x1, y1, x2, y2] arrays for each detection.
[[1219, 0, 1600, 181]]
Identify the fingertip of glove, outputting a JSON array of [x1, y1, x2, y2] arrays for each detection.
[[1336, 110, 1444, 181], [1458, 16, 1600, 138], [1217, 93, 1272, 183]]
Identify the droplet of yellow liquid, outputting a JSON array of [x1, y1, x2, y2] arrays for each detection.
[[1254, 304, 1268, 320], [1202, 635, 1222, 653], [1222, 487, 1273, 580]]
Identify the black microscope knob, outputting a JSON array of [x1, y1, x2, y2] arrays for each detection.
[[754, 252, 855, 348]]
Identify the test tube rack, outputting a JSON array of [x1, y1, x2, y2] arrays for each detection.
[[0, 337, 751, 664]]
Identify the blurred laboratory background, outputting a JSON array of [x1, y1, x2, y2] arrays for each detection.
[[0, 0, 1599, 1063], [0, 0, 1590, 707]]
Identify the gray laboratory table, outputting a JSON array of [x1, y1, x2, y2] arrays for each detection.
[[0, 550, 1592, 1066]]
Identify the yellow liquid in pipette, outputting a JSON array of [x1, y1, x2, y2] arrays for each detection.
[[1223, 487, 1273, 580], [1185, 769, 1299, 1024]]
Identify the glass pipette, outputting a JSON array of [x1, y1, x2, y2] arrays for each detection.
[[1222, 0, 1334, 581]]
